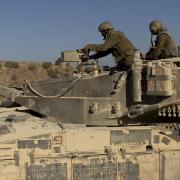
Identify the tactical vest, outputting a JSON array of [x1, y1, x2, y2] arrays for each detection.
[[158, 31, 178, 58]]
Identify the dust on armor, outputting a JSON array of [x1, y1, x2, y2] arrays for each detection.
[[0, 49, 180, 179]]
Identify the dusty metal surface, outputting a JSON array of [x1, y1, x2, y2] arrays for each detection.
[[0, 107, 179, 179], [1, 53, 180, 179], [9, 54, 180, 126]]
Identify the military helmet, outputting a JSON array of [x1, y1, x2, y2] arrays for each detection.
[[149, 20, 164, 34], [98, 21, 113, 32]]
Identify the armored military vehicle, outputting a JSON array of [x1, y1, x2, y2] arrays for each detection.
[[0, 49, 180, 180]]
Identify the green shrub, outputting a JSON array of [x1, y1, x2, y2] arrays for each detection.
[[11, 75, 17, 81], [65, 63, 76, 73], [28, 64, 37, 71], [5, 61, 19, 68], [42, 62, 52, 69], [47, 67, 58, 78]]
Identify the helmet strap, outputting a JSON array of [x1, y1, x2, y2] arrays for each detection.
[[151, 34, 154, 48], [101, 30, 110, 40]]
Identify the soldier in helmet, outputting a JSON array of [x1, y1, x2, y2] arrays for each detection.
[[146, 20, 178, 60], [81, 21, 136, 70]]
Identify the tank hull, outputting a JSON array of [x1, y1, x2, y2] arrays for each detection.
[[0, 107, 180, 180]]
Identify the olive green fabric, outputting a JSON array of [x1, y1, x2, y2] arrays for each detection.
[[83, 29, 136, 65], [149, 20, 164, 35], [146, 30, 178, 59], [98, 21, 113, 32]]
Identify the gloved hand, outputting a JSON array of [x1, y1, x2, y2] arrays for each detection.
[[81, 44, 93, 52], [80, 54, 90, 62]]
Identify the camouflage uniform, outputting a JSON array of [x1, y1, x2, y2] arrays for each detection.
[[146, 21, 178, 59], [83, 29, 136, 68]]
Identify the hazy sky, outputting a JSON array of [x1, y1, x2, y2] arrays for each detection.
[[0, 0, 179, 63]]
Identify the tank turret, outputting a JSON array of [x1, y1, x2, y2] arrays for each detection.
[[1, 51, 180, 180], [0, 50, 180, 126]]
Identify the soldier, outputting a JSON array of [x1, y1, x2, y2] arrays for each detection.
[[146, 20, 178, 60], [81, 21, 136, 70]]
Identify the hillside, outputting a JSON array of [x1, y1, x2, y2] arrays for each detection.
[[0, 61, 76, 87]]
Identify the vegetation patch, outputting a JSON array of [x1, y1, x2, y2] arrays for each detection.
[[28, 64, 37, 71], [65, 63, 76, 73], [11, 75, 17, 81], [42, 62, 52, 69], [5, 61, 19, 68], [47, 67, 59, 78]]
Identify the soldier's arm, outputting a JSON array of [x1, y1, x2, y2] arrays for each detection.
[[85, 33, 119, 52], [155, 34, 170, 57], [89, 49, 112, 59]]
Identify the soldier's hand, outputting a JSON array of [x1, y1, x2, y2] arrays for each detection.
[[80, 54, 90, 62], [81, 44, 93, 52]]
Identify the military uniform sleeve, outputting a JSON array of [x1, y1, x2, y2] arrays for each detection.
[[90, 49, 112, 59], [87, 33, 119, 52], [155, 34, 170, 57]]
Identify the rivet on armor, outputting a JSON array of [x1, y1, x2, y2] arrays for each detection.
[[177, 105, 180, 117], [172, 105, 176, 117], [162, 108, 167, 117], [167, 106, 172, 117], [158, 109, 162, 116]]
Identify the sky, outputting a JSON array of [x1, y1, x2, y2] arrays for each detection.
[[0, 0, 179, 64]]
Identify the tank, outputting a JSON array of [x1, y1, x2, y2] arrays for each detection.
[[1, 50, 180, 179]]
